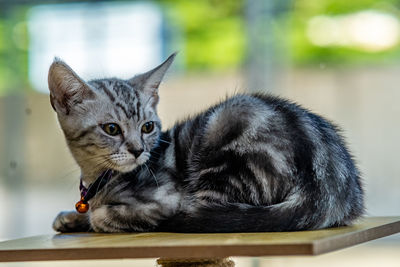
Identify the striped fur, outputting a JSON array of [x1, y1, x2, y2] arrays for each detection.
[[50, 54, 364, 233]]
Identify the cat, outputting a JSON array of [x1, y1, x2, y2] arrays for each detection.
[[50, 53, 364, 233]]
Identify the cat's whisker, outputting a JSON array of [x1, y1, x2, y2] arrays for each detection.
[[144, 163, 159, 187], [57, 167, 81, 180], [145, 158, 158, 164], [92, 157, 113, 171], [79, 153, 112, 163], [150, 151, 163, 156], [97, 169, 110, 193], [86, 169, 107, 195], [85, 158, 118, 196], [57, 154, 110, 182], [158, 139, 172, 145]]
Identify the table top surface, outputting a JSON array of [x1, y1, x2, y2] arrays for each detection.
[[0, 216, 399, 262]]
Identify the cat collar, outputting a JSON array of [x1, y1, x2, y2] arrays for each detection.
[[75, 169, 113, 213]]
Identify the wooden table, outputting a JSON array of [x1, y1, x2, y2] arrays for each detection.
[[0, 217, 399, 265]]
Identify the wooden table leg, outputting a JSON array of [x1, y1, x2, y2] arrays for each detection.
[[157, 257, 235, 267]]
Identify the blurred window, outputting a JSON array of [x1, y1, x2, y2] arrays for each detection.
[[27, 2, 163, 92]]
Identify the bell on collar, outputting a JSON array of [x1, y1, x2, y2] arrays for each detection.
[[75, 197, 89, 213]]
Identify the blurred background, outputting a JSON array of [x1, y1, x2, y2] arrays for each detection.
[[0, 0, 399, 266]]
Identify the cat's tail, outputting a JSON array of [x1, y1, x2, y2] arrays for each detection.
[[156, 201, 335, 233]]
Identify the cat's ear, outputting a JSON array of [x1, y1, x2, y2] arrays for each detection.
[[128, 52, 176, 105], [48, 58, 95, 115]]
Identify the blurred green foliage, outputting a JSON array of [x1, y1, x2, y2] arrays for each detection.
[[0, 7, 30, 94], [290, 0, 400, 66], [160, 0, 245, 70]]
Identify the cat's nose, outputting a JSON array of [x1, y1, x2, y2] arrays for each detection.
[[128, 148, 144, 158]]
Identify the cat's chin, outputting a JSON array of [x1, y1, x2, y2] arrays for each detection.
[[115, 164, 139, 173], [111, 159, 148, 173], [108, 153, 149, 173]]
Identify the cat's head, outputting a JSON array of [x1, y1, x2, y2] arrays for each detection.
[[48, 54, 176, 180]]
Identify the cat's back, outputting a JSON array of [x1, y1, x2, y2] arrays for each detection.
[[174, 93, 325, 172], [172, 94, 288, 161], [172, 94, 308, 203], [191, 93, 312, 156]]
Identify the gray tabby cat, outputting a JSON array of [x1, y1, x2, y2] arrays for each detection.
[[50, 54, 364, 233]]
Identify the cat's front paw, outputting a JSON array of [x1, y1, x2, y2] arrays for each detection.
[[52, 210, 91, 232]]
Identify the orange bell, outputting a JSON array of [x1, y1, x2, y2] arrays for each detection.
[[75, 197, 89, 213]]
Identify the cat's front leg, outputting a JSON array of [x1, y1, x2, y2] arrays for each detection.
[[52, 211, 91, 232], [89, 204, 159, 233]]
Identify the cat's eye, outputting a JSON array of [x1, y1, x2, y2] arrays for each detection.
[[101, 123, 121, 136], [141, 121, 154, 134]]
